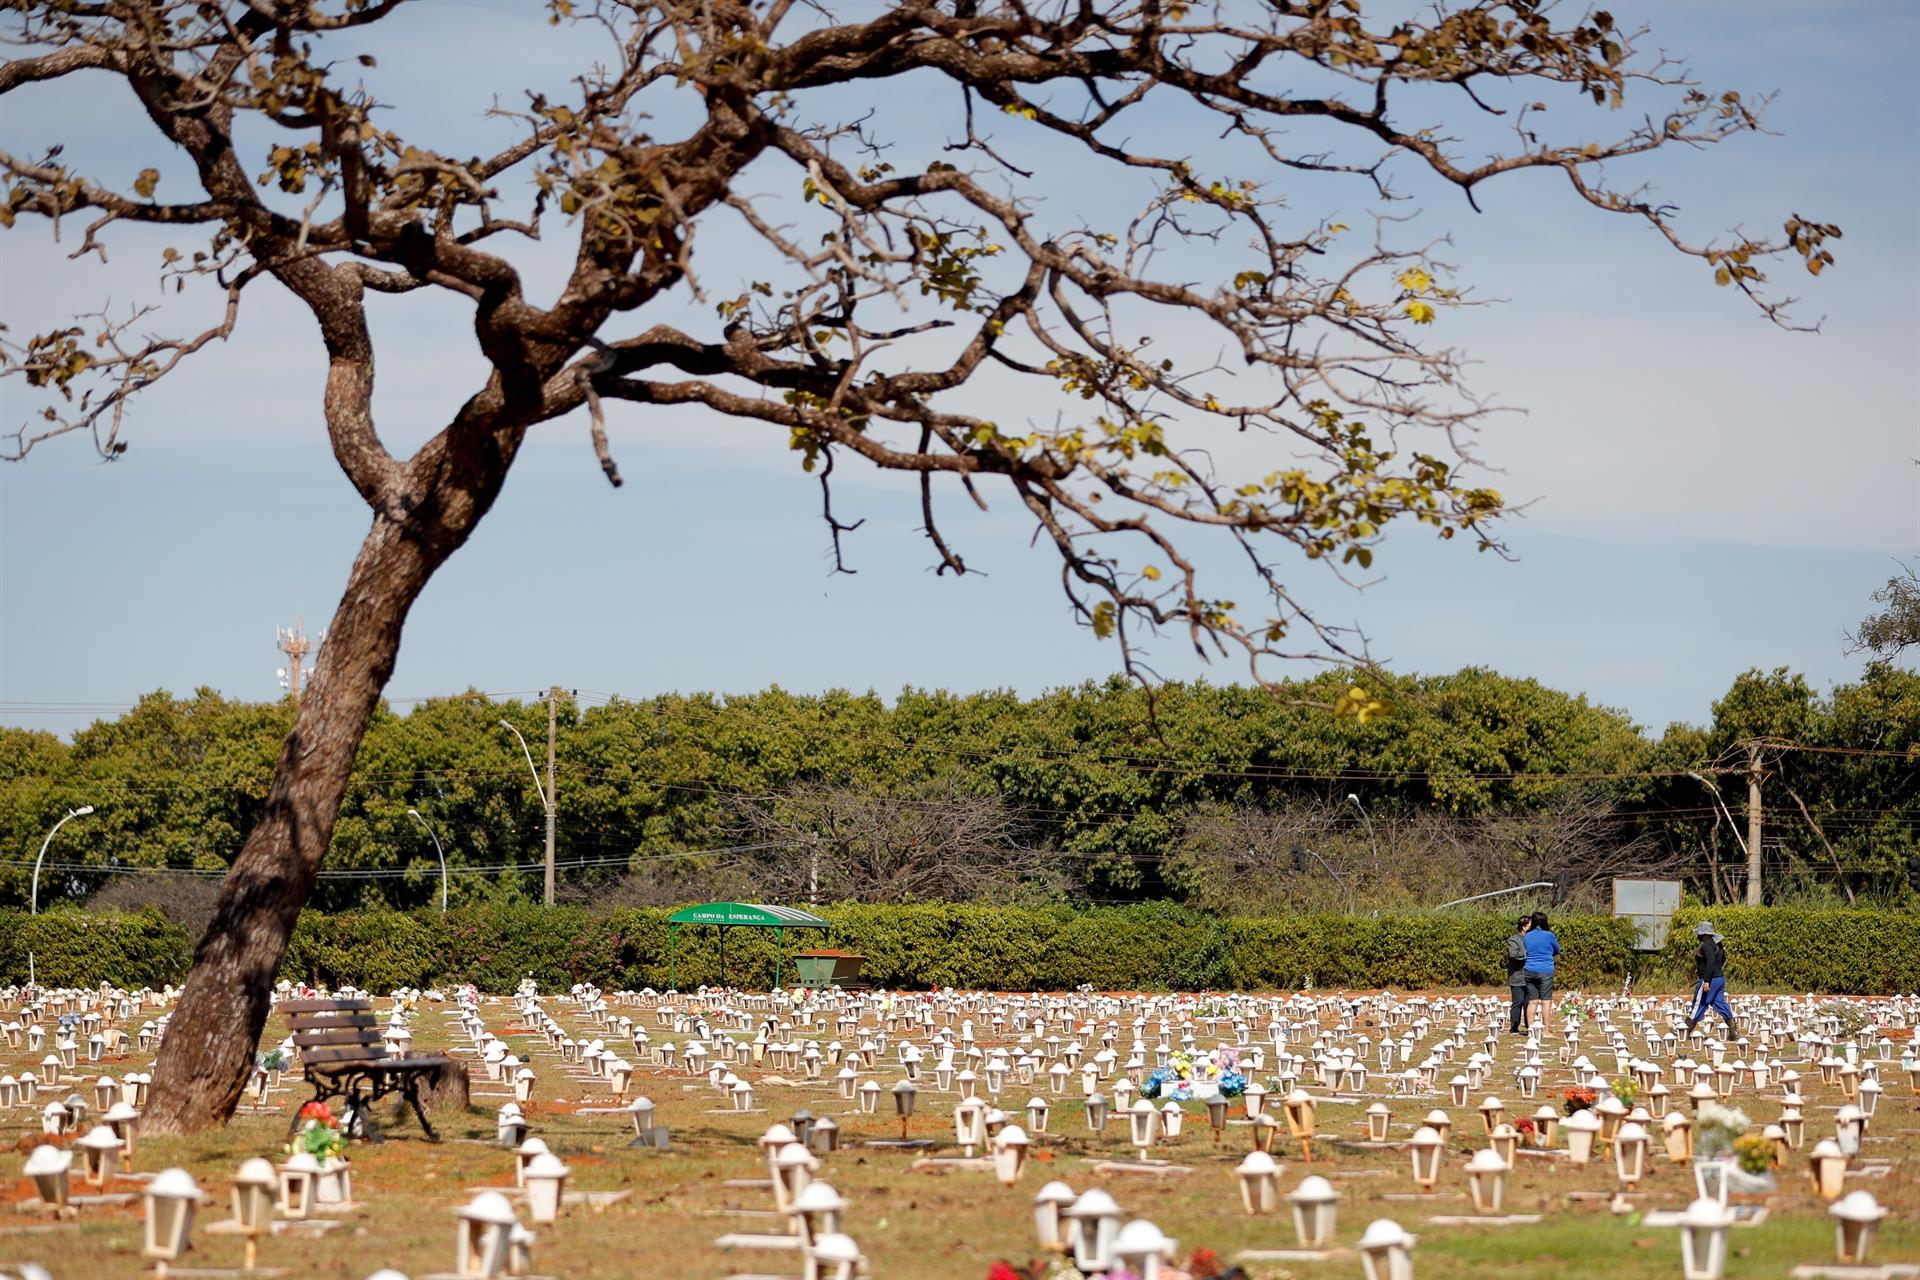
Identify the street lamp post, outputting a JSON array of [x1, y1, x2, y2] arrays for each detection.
[[1345, 793, 1380, 864], [499, 718, 556, 906], [32, 806, 96, 915], [406, 809, 449, 913]]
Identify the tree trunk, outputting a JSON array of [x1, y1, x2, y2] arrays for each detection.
[[142, 493, 481, 1132]]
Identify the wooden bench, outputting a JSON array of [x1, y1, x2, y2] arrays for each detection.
[[284, 997, 451, 1142]]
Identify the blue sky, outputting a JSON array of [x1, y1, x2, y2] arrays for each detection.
[[2, 1, 1916, 741]]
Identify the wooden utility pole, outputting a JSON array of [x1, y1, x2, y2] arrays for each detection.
[[1744, 739, 1765, 906], [544, 686, 558, 907]]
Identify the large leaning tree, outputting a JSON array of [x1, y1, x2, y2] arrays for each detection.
[[1, 0, 1835, 1131]]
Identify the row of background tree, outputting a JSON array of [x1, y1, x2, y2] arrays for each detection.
[[1, 662, 1913, 929]]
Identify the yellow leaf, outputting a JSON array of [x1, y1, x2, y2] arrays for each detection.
[[1396, 266, 1432, 294], [133, 168, 159, 199], [1142, 565, 1161, 581], [1406, 300, 1436, 324]]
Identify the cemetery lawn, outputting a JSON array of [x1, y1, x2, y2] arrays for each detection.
[[16, 993, 1918, 1280]]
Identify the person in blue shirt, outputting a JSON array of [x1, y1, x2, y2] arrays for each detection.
[[1521, 911, 1560, 1029]]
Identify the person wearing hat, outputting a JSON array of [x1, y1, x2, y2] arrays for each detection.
[[1685, 921, 1735, 1035]]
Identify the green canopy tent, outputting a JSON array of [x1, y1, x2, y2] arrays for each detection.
[[665, 902, 832, 991]]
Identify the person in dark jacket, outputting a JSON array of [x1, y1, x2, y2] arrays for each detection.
[[1686, 920, 1735, 1035], [1506, 915, 1532, 1033]]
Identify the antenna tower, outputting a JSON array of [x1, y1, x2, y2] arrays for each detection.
[[275, 613, 325, 698]]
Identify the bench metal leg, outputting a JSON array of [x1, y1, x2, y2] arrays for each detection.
[[402, 1076, 441, 1143]]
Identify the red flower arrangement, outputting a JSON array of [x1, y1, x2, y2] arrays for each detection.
[[299, 1101, 337, 1126], [1561, 1085, 1598, 1115], [1516, 1117, 1538, 1135], [1187, 1247, 1224, 1279]]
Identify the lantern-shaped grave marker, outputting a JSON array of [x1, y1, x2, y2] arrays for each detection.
[[954, 1096, 988, 1157], [1613, 1120, 1650, 1188], [231, 1157, 277, 1272], [1282, 1088, 1317, 1161], [804, 1231, 862, 1280], [1564, 1108, 1601, 1166], [1288, 1174, 1339, 1249], [1062, 1188, 1122, 1275], [1112, 1219, 1170, 1280], [792, 1179, 845, 1245], [143, 1166, 204, 1273], [1235, 1150, 1278, 1214], [24, 1143, 72, 1212], [993, 1124, 1031, 1186], [1531, 1105, 1559, 1149], [1489, 1122, 1520, 1166], [1358, 1218, 1417, 1280], [454, 1190, 520, 1279], [514, 1137, 550, 1189], [891, 1080, 917, 1139], [1678, 1197, 1734, 1280], [1084, 1091, 1110, 1135], [1127, 1098, 1158, 1161], [76, 1123, 124, 1187], [1465, 1148, 1508, 1214], [1808, 1138, 1849, 1202], [1032, 1181, 1076, 1253], [278, 1151, 322, 1220], [1206, 1094, 1230, 1144], [523, 1151, 570, 1226], [1662, 1111, 1694, 1165], [495, 1103, 527, 1149], [1829, 1190, 1888, 1265], [1408, 1125, 1444, 1193]]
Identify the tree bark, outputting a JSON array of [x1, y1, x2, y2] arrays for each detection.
[[142, 483, 497, 1132]]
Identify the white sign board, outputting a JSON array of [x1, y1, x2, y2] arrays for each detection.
[[1612, 878, 1683, 951]]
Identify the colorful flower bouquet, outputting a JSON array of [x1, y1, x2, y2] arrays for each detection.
[[1561, 1085, 1598, 1115], [988, 1244, 1225, 1280], [1733, 1133, 1773, 1176], [292, 1101, 348, 1162], [1140, 1048, 1246, 1102], [1694, 1102, 1751, 1161]]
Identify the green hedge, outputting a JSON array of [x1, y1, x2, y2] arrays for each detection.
[[1651, 905, 1920, 995], [0, 907, 193, 988], [5, 904, 1915, 993]]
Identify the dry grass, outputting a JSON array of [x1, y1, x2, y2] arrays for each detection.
[[7, 990, 1917, 1280]]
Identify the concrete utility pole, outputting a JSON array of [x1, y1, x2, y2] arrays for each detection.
[[499, 700, 559, 908], [545, 686, 559, 908], [1744, 740, 1765, 906]]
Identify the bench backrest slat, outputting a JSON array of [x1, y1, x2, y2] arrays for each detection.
[[302, 1044, 390, 1064], [289, 1012, 380, 1031], [280, 998, 372, 1013], [296, 1026, 389, 1048]]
